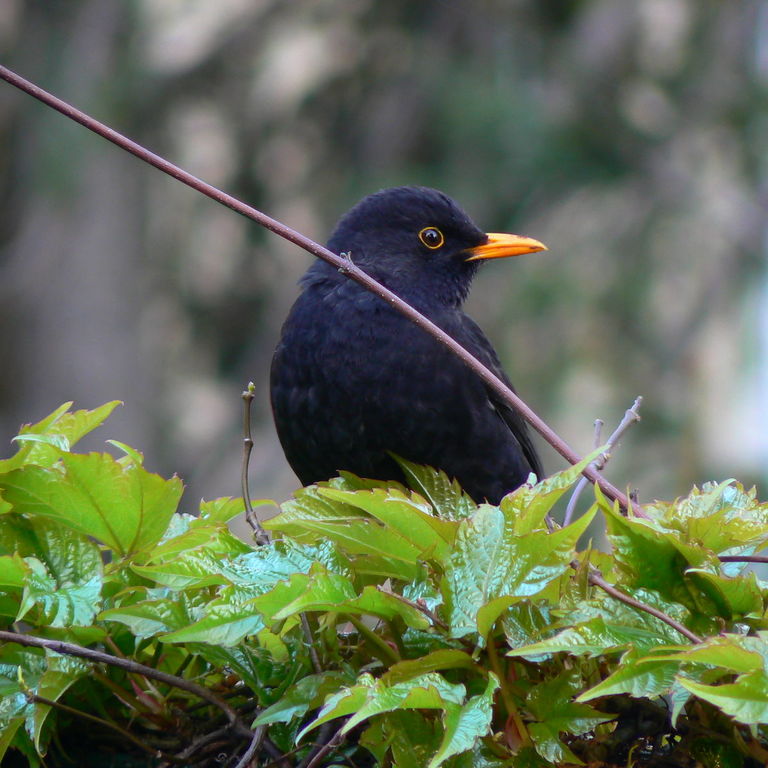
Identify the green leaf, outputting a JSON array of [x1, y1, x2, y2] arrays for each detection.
[[577, 657, 680, 701], [32, 651, 89, 751], [198, 496, 253, 524], [100, 596, 199, 639], [685, 568, 764, 619], [653, 633, 768, 674], [501, 447, 605, 535], [161, 594, 266, 646], [362, 710, 442, 768], [645, 481, 768, 554], [526, 671, 610, 764], [508, 616, 670, 659], [428, 674, 498, 768], [0, 452, 182, 557], [0, 555, 27, 590], [266, 486, 423, 562], [298, 672, 467, 742], [253, 671, 350, 725], [105, 439, 145, 465], [679, 671, 768, 725], [133, 549, 247, 589], [393, 457, 477, 521], [441, 504, 594, 639], [602, 503, 704, 610], [11, 518, 103, 627], [385, 650, 485, 685], [0, 402, 121, 472], [319, 486, 458, 561]]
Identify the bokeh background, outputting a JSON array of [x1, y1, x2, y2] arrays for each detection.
[[1, 0, 767, 514]]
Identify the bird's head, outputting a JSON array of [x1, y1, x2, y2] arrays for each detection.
[[315, 186, 546, 308]]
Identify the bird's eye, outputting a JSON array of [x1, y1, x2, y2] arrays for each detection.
[[418, 227, 445, 250]]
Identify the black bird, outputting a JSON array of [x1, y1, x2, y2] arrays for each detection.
[[270, 186, 546, 504]]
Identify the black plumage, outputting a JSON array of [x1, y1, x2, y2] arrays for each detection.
[[270, 186, 546, 504]]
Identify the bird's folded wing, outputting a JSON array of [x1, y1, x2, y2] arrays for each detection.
[[453, 315, 544, 481]]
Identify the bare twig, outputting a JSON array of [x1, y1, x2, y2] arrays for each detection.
[[0, 630, 251, 737], [303, 723, 346, 768], [587, 569, 702, 644], [563, 397, 643, 525], [233, 727, 267, 768], [719, 555, 768, 564], [0, 64, 644, 517], [295, 723, 334, 768], [300, 613, 323, 674], [241, 382, 269, 544]]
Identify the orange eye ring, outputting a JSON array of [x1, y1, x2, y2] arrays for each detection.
[[418, 227, 444, 250]]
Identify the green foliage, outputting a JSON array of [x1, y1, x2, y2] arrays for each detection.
[[0, 404, 767, 766]]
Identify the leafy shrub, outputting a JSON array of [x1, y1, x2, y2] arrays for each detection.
[[0, 403, 766, 766]]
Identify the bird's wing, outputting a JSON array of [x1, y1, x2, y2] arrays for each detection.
[[452, 315, 544, 481]]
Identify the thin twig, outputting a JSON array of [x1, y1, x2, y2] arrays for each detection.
[[0, 630, 251, 737], [303, 723, 346, 768], [719, 555, 768, 564], [563, 397, 643, 525], [233, 727, 267, 768], [296, 723, 335, 768], [587, 569, 702, 644], [241, 382, 269, 544], [0, 64, 644, 517], [300, 613, 323, 674]]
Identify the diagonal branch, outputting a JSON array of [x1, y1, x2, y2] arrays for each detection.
[[0, 64, 643, 516], [0, 630, 252, 737], [586, 569, 702, 644]]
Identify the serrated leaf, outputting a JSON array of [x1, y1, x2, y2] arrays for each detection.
[[198, 496, 253, 524], [0, 402, 121, 472], [428, 674, 498, 768], [577, 657, 680, 701], [508, 616, 669, 659], [501, 447, 605, 535], [0, 453, 182, 557], [385, 650, 484, 685], [645, 481, 768, 555], [266, 486, 423, 562], [253, 671, 350, 725], [13, 518, 103, 627], [298, 672, 467, 742], [653, 633, 768, 674], [686, 569, 764, 619], [319, 487, 458, 560], [161, 601, 266, 646], [678, 671, 768, 725], [133, 549, 246, 589], [100, 597, 199, 639], [527, 671, 611, 735], [442, 504, 594, 639], [393, 457, 477, 521]]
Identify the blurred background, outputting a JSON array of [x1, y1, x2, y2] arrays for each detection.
[[1, 0, 766, 514]]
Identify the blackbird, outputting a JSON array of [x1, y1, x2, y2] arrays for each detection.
[[270, 186, 546, 504]]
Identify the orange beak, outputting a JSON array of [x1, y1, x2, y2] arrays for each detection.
[[465, 232, 548, 261]]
